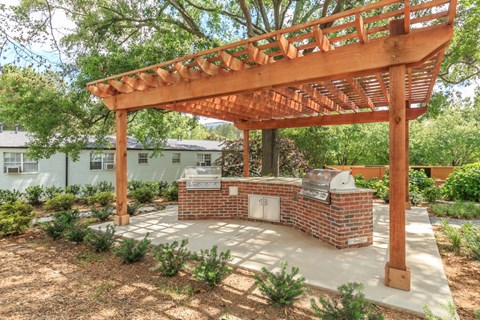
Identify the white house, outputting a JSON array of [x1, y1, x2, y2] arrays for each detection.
[[0, 130, 223, 191]]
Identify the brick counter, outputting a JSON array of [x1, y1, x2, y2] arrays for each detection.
[[178, 177, 373, 249]]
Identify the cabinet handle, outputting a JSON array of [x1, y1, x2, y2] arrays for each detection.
[[264, 199, 268, 206], [259, 198, 264, 206]]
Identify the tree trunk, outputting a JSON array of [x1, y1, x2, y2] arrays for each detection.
[[261, 129, 279, 177]]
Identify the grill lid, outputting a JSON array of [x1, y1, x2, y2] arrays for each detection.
[[302, 169, 356, 191]]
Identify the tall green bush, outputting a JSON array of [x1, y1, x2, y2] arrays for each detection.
[[130, 186, 155, 203], [24, 185, 43, 205], [115, 235, 151, 263], [191, 245, 232, 288], [443, 162, 480, 202], [0, 200, 34, 237], [153, 239, 190, 276], [0, 189, 23, 203], [44, 193, 76, 211], [85, 225, 116, 252]]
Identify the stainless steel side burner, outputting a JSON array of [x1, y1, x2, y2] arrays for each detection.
[[183, 166, 222, 190], [300, 169, 356, 203]]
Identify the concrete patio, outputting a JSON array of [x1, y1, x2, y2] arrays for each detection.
[[92, 203, 453, 317]]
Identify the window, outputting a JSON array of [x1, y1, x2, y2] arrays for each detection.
[[90, 152, 115, 170], [138, 153, 149, 164], [196, 153, 211, 166], [3, 152, 38, 173], [172, 153, 181, 164]]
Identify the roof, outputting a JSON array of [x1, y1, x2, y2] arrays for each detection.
[[86, 0, 456, 131], [0, 131, 223, 151]]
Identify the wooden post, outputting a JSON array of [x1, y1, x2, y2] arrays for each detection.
[[384, 64, 410, 291], [114, 109, 129, 226], [405, 117, 411, 210], [243, 130, 250, 177]]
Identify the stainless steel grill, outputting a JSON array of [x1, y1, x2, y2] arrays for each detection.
[[300, 169, 356, 203], [183, 166, 222, 190]]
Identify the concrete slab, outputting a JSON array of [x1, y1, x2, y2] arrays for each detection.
[[91, 204, 453, 317]]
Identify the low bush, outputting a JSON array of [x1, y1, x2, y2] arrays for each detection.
[[44, 193, 76, 211], [0, 200, 34, 237], [157, 181, 170, 196], [440, 220, 462, 252], [81, 184, 98, 199], [95, 191, 115, 206], [153, 239, 190, 276], [43, 210, 80, 240], [423, 301, 458, 320], [191, 245, 232, 288], [90, 205, 114, 222], [423, 186, 442, 204], [127, 180, 144, 192], [254, 261, 305, 307], [409, 169, 434, 191], [65, 184, 81, 196], [163, 182, 178, 201], [443, 162, 480, 202], [430, 202, 480, 219], [130, 186, 155, 203], [64, 224, 88, 243], [127, 202, 141, 216], [44, 186, 63, 199], [0, 189, 23, 203], [85, 225, 116, 252], [96, 181, 115, 193], [409, 190, 424, 206], [24, 185, 43, 205], [115, 235, 151, 263], [311, 282, 384, 320]]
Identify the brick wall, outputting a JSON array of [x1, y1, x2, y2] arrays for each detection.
[[178, 179, 373, 249]]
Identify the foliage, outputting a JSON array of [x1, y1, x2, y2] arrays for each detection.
[[24, 185, 43, 205], [254, 261, 305, 307], [462, 223, 480, 260], [64, 224, 88, 243], [162, 182, 178, 201], [0, 200, 34, 237], [127, 202, 141, 216], [90, 205, 114, 222], [43, 210, 80, 240], [157, 181, 170, 197], [409, 190, 424, 206], [65, 184, 81, 196], [85, 225, 116, 252], [0, 189, 23, 203], [440, 220, 463, 252], [94, 191, 115, 206], [423, 301, 459, 320], [424, 186, 443, 204], [409, 169, 434, 191], [153, 239, 190, 277], [44, 193, 76, 211], [191, 245, 232, 288], [443, 162, 480, 202], [215, 135, 308, 177], [96, 181, 115, 193], [81, 184, 98, 199], [115, 235, 151, 264], [311, 282, 384, 320], [130, 186, 155, 203], [431, 202, 480, 219], [44, 186, 64, 199]]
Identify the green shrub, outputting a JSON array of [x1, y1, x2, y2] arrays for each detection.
[[64, 224, 88, 243], [423, 301, 458, 320], [96, 181, 114, 193], [409, 169, 434, 191], [130, 186, 155, 203], [157, 181, 170, 196], [409, 190, 424, 206], [191, 245, 232, 288], [85, 225, 116, 252], [127, 180, 144, 192], [430, 202, 480, 219], [127, 202, 141, 216], [44, 186, 63, 199], [163, 182, 178, 201], [462, 223, 480, 260], [43, 210, 80, 240], [153, 239, 190, 276], [24, 185, 43, 205], [440, 220, 462, 252], [95, 191, 115, 206], [44, 193, 76, 211], [254, 261, 305, 307], [311, 282, 384, 320], [0, 189, 23, 203], [475, 309, 480, 320], [423, 186, 442, 204], [90, 205, 114, 222], [0, 200, 34, 237], [65, 184, 81, 196], [443, 162, 480, 202], [81, 184, 98, 198], [115, 235, 151, 263]]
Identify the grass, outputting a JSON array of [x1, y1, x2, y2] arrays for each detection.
[[430, 202, 480, 219], [156, 279, 197, 299], [73, 252, 104, 266]]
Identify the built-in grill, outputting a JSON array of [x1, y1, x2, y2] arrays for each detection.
[[183, 166, 222, 190], [300, 169, 356, 203]]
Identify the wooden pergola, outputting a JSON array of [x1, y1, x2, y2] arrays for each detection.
[[87, 0, 456, 291]]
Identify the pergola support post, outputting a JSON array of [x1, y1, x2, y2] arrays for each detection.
[[384, 63, 410, 291], [114, 109, 129, 226], [243, 130, 250, 177], [405, 117, 411, 210]]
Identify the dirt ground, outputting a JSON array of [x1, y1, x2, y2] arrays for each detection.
[[433, 226, 480, 320], [0, 228, 421, 320]]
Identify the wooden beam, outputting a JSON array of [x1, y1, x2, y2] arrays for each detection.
[[447, 0, 458, 25], [404, 0, 411, 34], [376, 72, 390, 105], [347, 78, 375, 110], [274, 87, 327, 115], [195, 57, 222, 76], [277, 34, 301, 59], [102, 25, 453, 110], [218, 50, 248, 71], [156, 67, 178, 84], [234, 107, 426, 130], [175, 62, 202, 80], [355, 14, 368, 43], [320, 82, 356, 112], [313, 25, 334, 52], [121, 76, 148, 91], [138, 73, 164, 88], [243, 130, 250, 177], [109, 80, 134, 93], [385, 64, 409, 291], [114, 110, 129, 226], [247, 43, 274, 65]]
